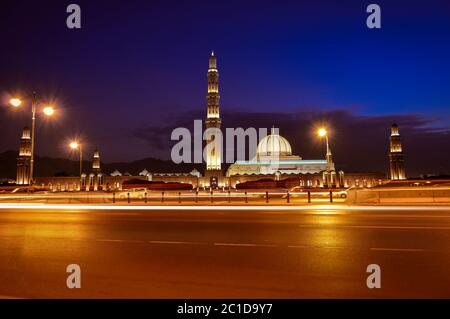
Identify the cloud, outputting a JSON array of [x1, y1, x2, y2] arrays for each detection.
[[131, 108, 450, 176], [130, 110, 203, 151]]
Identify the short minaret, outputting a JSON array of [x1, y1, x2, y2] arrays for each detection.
[[389, 123, 406, 180], [204, 51, 222, 186], [92, 149, 101, 174], [325, 136, 333, 172], [88, 149, 103, 191], [16, 127, 32, 185]]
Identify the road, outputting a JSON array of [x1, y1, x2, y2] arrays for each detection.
[[1, 205, 450, 298]]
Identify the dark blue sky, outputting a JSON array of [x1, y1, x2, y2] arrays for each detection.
[[1, 0, 450, 175]]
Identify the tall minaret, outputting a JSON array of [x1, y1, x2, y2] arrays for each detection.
[[16, 127, 32, 185], [389, 123, 406, 180], [205, 50, 222, 175]]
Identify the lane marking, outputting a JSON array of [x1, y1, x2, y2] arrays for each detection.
[[288, 245, 344, 249], [213, 242, 276, 247], [80, 239, 431, 252], [0, 233, 435, 253], [370, 247, 425, 252], [292, 224, 450, 230], [95, 239, 142, 243], [341, 225, 450, 230], [353, 214, 450, 219], [149, 240, 206, 245]]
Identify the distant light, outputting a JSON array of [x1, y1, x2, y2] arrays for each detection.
[[318, 128, 327, 137], [10, 98, 22, 107], [43, 106, 55, 116], [70, 141, 79, 149]]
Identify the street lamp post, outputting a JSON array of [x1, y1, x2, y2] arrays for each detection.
[[318, 127, 334, 188], [9, 92, 55, 185], [70, 142, 83, 176], [318, 128, 332, 170]]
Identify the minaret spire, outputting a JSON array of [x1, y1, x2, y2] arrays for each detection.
[[206, 51, 219, 118], [209, 50, 217, 71]]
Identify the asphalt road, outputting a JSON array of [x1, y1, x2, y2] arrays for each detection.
[[1, 206, 450, 298]]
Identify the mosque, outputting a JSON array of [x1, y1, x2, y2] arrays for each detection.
[[16, 52, 395, 191], [228, 134, 330, 176]]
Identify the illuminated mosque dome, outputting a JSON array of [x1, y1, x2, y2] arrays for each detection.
[[257, 128, 292, 157]]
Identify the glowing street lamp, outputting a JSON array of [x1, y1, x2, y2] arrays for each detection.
[[70, 141, 83, 177], [318, 128, 327, 137], [317, 127, 333, 168], [43, 106, 55, 117], [9, 92, 57, 184], [9, 98, 22, 107]]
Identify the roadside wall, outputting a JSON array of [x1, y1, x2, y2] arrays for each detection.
[[346, 188, 450, 204]]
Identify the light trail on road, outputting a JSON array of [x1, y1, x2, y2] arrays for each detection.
[[1, 203, 450, 211]]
